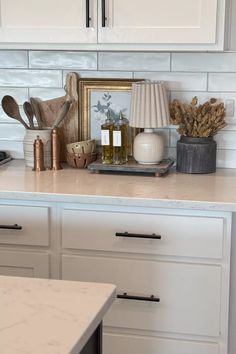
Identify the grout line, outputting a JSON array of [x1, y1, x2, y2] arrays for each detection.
[[96, 52, 99, 70], [27, 50, 30, 69], [206, 72, 209, 91]]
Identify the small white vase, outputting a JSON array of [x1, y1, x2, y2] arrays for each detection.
[[23, 129, 51, 168], [133, 129, 164, 164]]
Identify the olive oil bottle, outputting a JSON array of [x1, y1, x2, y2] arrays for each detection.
[[101, 110, 114, 164], [113, 111, 129, 165]]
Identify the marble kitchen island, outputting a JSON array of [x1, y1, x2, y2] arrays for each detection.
[[0, 276, 116, 354]]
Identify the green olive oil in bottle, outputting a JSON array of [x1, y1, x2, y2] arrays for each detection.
[[113, 111, 129, 165], [101, 110, 114, 164]]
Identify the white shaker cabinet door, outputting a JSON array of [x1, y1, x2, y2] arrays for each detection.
[[0, 0, 97, 43], [0, 251, 49, 278], [98, 0, 221, 44]]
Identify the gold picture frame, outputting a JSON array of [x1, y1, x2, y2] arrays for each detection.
[[78, 78, 143, 154]]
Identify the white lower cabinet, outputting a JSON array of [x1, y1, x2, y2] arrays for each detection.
[[62, 255, 221, 336], [61, 206, 232, 354], [0, 204, 50, 246], [0, 250, 49, 278], [104, 333, 219, 354], [0, 202, 51, 279], [0, 200, 231, 354]]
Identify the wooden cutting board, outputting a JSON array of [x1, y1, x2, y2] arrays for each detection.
[[33, 72, 79, 161]]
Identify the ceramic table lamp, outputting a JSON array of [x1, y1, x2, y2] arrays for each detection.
[[129, 81, 170, 164]]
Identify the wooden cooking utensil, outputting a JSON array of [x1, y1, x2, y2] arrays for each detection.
[[30, 97, 43, 129], [52, 100, 72, 129], [1, 95, 30, 129], [23, 101, 35, 129]]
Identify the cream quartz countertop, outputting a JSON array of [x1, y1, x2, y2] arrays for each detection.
[[1, 159, 236, 211], [0, 276, 116, 354]]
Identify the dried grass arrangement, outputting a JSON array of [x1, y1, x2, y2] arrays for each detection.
[[170, 97, 226, 137]]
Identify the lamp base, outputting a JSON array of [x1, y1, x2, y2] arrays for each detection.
[[133, 129, 164, 165]]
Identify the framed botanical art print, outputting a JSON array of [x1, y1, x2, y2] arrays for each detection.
[[78, 78, 143, 154]]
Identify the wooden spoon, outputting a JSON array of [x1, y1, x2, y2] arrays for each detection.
[[23, 101, 35, 129], [1, 95, 30, 129], [30, 97, 43, 129]]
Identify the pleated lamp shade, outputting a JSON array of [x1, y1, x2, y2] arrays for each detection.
[[129, 81, 170, 165], [129, 81, 170, 128]]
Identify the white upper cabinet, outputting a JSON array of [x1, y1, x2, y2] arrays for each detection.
[[229, 0, 236, 50], [0, 0, 97, 44], [99, 0, 218, 44], [0, 0, 227, 50]]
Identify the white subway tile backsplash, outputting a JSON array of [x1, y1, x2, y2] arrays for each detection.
[[172, 53, 236, 72], [154, 128, 169, 147], [0, 140, 23, 158], [0, 51, 28, 68], [29, 51, 97, 70], [217, 150, 236, 168], [63, 70, 133, 82], [208, 73, 236, 92], [0, 107, 15, 123], [1, 105, 30, 125], [0, 69, 62, 88], [170, 129, 179, 148], [215, 130, 236, 149], [0, 88, 28, 105], [0, 50, 235, 168], [166, 147, 176, 160], [0, 123, 25, 140], [134, 72, 207, 91], [99, 52, 170, 71]]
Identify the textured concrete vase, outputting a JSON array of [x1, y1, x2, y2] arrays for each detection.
[[177, 136, 216, 174]]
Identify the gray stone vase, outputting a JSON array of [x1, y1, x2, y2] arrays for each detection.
[[177, 136, 216, 174]]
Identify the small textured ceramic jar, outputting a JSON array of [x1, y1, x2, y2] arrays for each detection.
[[23, 129, 51, 168]]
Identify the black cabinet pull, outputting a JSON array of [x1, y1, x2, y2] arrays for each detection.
[[86, 0, 91, 27], [0, 224, 22, 230], [115, 232, 161, 240], [117, 292, 160, 303], [101, 0, 106, 27]]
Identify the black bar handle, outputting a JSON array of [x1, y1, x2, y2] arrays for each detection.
[[101, 0, 106, 27], [86, 0, 90, 27], [115, 232, 161, 240], [117, 292, 160, 303], [0, 224, 22, 230]]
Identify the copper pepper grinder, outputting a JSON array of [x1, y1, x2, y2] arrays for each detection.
[[51, 128, 62, 170], [33, 135, 45, 171]]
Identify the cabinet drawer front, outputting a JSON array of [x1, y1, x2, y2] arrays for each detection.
[[0, 250, 49, 278], [0, 205, 49, 246], [62, 255, 221, 337], [104, 333, 219, 354], [62, 209, 224, 258]]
